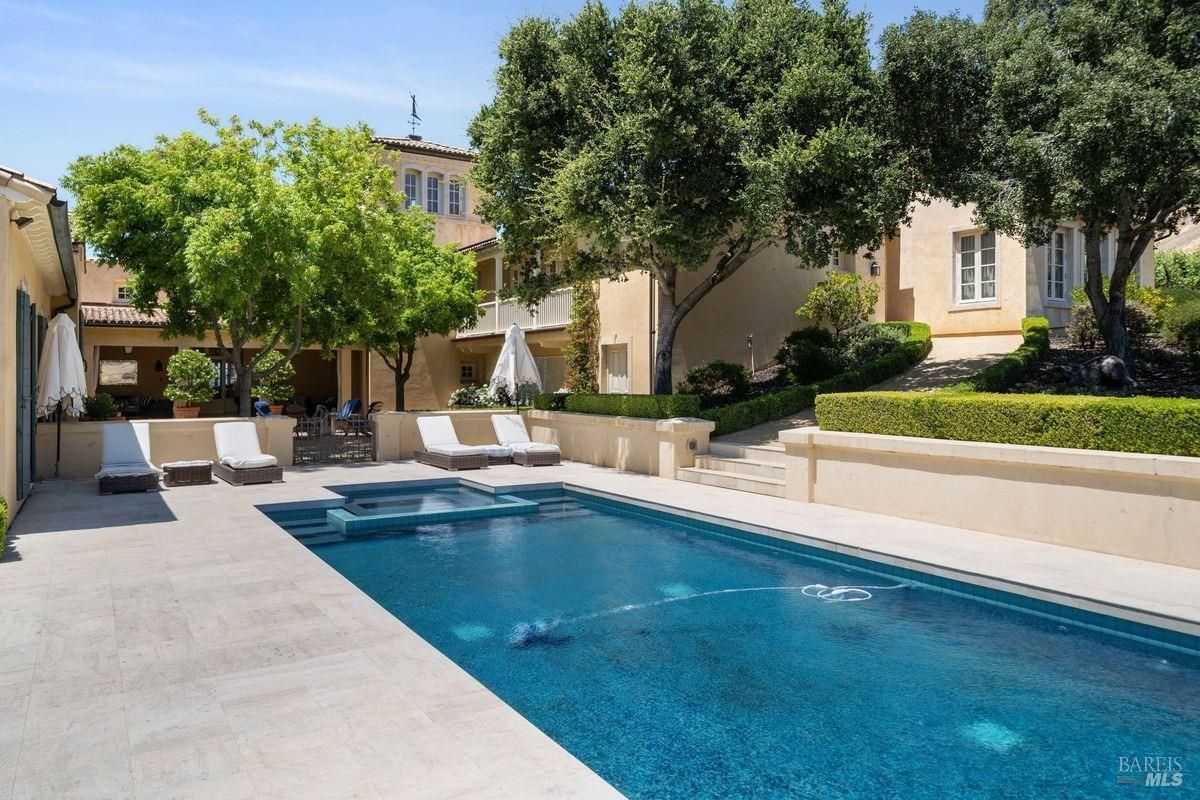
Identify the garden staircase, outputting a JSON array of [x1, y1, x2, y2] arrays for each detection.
[[675, 441, 788, 497]]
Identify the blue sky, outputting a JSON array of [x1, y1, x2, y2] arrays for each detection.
[[1, 0, 984, 201]]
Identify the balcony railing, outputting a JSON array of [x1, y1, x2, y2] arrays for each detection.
[[457, 286, 574, 338]]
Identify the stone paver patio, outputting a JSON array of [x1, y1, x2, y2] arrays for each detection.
[[2, 459, 1196, 799]]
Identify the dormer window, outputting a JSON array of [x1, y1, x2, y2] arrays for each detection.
[[115, 284, 132, 304]]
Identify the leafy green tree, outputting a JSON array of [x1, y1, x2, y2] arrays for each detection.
[[251, 351, 296, 403], [65, 111, 406, 414], [346, 211, 481, 410], [882, 1, 1200, 372], [164, 348, 219, 409], [469, 0, 911, 393], [564, 281, 600, 393], [799, 270, 880, 341]]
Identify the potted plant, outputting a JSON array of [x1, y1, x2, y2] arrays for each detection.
[[83, 392, 120, 421], [164, 348, 218, 418], [251, 351, 296, 414]]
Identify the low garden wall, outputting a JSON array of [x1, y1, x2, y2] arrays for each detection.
[[35, 416, 296, 480], [779, 428, 1200, 569], [525, 410, 714, 477]]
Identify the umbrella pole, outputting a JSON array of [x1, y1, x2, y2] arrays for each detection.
[[55, 400, 63, 479]]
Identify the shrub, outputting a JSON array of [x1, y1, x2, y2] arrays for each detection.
[[164, 349, 218, 408], [251, 351, 296, 403], [564, 281, 600, 393], [533, 391, 570, 411], [701, 322, 932, 435], [1161, 299, 1200, 362], [837, 324, 906, 369], [84, 393, 119, 421], [1067, 300, 1156, 350], [816, 391, 1200, 457], [562, 393, 701, 419], [945, 317, 1050, 393], [775, 327, 841, 384], [798, 271, 880, 340], [1156, 250, 1200, 290], [677, 360, 751, 408]]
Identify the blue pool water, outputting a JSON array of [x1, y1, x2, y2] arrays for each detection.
[[297, 491, 1200, 799]]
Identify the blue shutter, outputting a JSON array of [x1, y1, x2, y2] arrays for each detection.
[[15, 291, 32, 499]]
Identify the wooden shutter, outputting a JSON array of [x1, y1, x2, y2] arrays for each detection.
[[15, 290, 32, 499]]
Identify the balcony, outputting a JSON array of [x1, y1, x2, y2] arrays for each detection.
[[457, 286, 573, 338]]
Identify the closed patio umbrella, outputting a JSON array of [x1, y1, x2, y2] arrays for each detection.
[[489, 323, 543, 405], [36, 313, 88, 478]]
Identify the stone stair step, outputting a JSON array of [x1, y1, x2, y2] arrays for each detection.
[[675, 466, 787, 497], [693, 455, 785, 480], [707, 441, 788, 464]]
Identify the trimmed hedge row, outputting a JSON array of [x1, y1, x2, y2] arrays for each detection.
[[942, 317, 1050, 394], [533, 392, 702, 419], [700, 322, 933, 436], [815, 391, 1200, 457]]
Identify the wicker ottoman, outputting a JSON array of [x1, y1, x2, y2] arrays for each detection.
[[162, 460, 213, 487]]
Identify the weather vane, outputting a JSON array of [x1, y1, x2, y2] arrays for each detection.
[[409, 94, 421, 137]]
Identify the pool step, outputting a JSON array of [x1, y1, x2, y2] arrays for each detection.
[[706, 441, 788, 464], [676, 457, 787, 497]]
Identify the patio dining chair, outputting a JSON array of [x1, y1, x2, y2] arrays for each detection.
[[330, 399, 363, 435]]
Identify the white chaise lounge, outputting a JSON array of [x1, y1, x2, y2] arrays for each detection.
[[413, 416, 493, 471], [491, 414, 561, 467], [212, 421, 283, 486], [96, 422, 162, 494]]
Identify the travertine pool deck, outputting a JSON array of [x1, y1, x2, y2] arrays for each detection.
[[2, 460, 1197, 800]]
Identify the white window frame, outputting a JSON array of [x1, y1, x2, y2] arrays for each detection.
[[403, 172, 420, 208], [950, 228, 999, 308], [426, 175, 440, 214], [829, 250, 841, 271], [448, 178, 464, 216], [1045, 226, 1074, 305], [115, 283, 132, 304]]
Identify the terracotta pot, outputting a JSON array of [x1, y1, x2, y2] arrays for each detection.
[[174, 406, 201, 419], [270, 404, 285, 415]]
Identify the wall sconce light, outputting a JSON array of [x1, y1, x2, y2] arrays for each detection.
[[124, 345, 133, 354], [870, 261, 881, 277], [154, 360, 163, 373], [12, 216, 34, 229]]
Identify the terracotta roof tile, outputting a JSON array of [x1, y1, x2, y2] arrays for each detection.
[[458, 236, 500, 254], [374, 136, 475, 162], [81, 303, 168, 328]]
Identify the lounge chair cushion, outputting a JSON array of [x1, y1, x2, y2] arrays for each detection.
[[426, 443, 488, 457], [509, 441, 560, 454], [416, 415, 461, 448], [491, 414, 531, 446], [96, 422, 162, 479], [160, 460, 213, 469], [213, 421, 277, 470], [483, 444, 513, 457]]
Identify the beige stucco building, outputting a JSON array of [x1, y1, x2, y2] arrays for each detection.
[[1, 166, 81, 515]]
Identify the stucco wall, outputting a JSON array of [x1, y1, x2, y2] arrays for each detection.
[[780, 429, 1200, 569], [2, 198, 63, 514]]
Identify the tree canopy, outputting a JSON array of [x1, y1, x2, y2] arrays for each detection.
[[882, 0, 1200, 370], [65, 111, 409, 414], [469, 0, 912, 392], [348, 212, 481, 410]]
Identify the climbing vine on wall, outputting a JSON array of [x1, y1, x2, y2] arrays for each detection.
[[564, 281, 600, 393]]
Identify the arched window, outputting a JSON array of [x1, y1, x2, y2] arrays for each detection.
[[426, 175, 440, 214], [403, 171, 420, 208], [448, 178, 464, 216]]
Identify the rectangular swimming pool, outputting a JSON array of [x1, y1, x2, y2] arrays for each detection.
[[264, 485, 1200, 799]]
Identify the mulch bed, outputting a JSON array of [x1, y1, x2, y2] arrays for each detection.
[[1010, 334, 1200, 398]]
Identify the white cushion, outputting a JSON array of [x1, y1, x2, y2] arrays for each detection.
[[160, 460, 213, 469], [96, 463, 162, 479], [219, 454, 278, 469], [213, 421, 270, 469], [491, 414, 531, 446], [417, 415, 461, 448], [510, 442, 560, 454], [483, 444, 513, 457], [426, 443, 488, 457]]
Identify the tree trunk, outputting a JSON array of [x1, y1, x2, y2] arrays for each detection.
[[390, 341, 416, 411], [237, 368, 254, 417], [653, 279, 684, 395]]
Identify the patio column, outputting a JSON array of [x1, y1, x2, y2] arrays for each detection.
[[336, 348, 353, 403]]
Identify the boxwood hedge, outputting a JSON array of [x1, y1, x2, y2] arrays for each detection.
[[815, 391, 1200, 457], [534, 392, 701, 419], [700, 322, 932, 436]]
